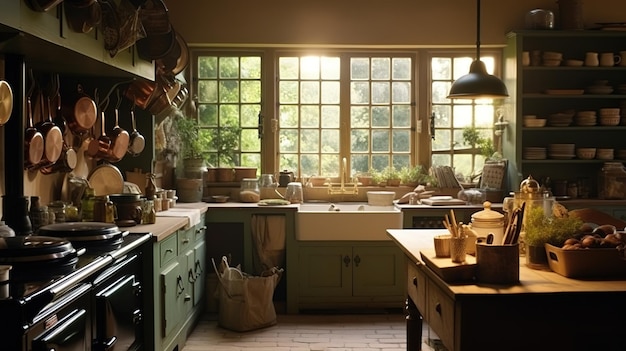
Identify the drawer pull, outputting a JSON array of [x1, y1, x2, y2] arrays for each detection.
[[165, 249, 173, 254], [435, 302, 442, 315], [353, 255, 361, 267], [343, 255, 351, 267]]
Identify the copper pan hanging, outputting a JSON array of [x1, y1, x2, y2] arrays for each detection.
[[0, 80, 13, 126], [62, 84, 98, 136], [155, 31, 189, 76], [24, 97, 44, 170]]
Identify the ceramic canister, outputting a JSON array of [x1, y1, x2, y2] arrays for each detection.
[[470, 201, 505, 245]]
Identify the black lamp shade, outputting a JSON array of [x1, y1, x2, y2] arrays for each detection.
[[447, 60, 509, 99]]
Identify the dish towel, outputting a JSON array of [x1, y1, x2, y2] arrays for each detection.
[[251, 215, 286, 274]]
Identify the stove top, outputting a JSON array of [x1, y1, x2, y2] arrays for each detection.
[[0, 232, 151, 315]]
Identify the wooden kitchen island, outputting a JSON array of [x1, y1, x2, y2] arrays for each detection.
[[387, 229, 626, 351]]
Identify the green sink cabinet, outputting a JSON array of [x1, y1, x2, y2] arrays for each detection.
[[153, 214, 207, 351], [294, 241, 406, 311]]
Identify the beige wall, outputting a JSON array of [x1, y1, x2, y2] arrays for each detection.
[[165, 0, 626, 47]]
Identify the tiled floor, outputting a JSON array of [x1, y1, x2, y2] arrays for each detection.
[[182, 312, 444, 351]]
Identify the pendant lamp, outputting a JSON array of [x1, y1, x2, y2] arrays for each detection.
[[447, 0, 509, 99]]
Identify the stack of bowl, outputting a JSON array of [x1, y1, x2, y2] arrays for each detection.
[[598, 108, 621, 126], [576, 147, 596, 159], [542, 51, 563, 66], [574, 110, 597, 126], [548, 111, 574, 126], [548, 143, 575, 159], [597, 148, 615, 160]]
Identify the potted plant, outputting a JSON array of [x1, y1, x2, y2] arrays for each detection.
[[400, 165, 435, 187], [523, 204, 582, 268], [208, 126, 242, 167], [374, 166, 401, 187], [174, 114, 206, 179], [462, 127, 498, 160]]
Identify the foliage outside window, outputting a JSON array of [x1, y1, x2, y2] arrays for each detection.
[[195, 54, 262, 168], [430, 54, 504, 182], [277, 54, 413, 179]]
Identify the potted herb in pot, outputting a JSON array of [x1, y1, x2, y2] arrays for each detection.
[[207, 125, 243, 182], [523, 204, 582, 269], [174, 114, 206, 179], [400, 165, 435, 187]]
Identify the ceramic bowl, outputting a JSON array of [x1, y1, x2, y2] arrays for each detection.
[[576, 148, 596, 160]]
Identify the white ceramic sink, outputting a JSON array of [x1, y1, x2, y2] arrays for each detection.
[[296, 202, 403, 241]]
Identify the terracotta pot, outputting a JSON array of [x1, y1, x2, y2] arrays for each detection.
[[215, 167, 235, 182], [525, 244, 549, 269]]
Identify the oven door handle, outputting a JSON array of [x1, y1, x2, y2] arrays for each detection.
[[96, 336, 118, 351]]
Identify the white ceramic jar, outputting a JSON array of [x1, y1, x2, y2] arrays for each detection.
[[470, 201, 505, 245]]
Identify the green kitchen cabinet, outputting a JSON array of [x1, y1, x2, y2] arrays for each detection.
[[295, 242, 406, 311], [153, 214, 207, 351]]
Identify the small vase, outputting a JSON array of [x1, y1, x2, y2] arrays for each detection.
[[525, 244, 549, 269]]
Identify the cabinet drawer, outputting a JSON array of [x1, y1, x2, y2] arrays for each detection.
[[407, 261, 427, 314], [159, 235, 178, 267], [178, 227, 194, 254], [426, 282, 455, 350]]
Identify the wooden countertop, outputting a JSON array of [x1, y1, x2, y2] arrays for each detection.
[[386, 229, 626, 294], [128, 202, 209, 242]]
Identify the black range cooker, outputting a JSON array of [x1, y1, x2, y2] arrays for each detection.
[[0, 223, 152, 351]]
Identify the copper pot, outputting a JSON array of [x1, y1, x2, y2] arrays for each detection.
[[64, 0, 102, 34], [87, 112, 112, 159], [125, 79, 157, 110], [24, 97, 44, 169], [106, 109, 130, 162], [62, 84, 97, 135]]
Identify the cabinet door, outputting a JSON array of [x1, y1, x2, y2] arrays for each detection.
[[192, 239, 206, 306], [298, 246, 352, 297], [160, 261, 182, 338], [183, 249, 194, 315], [352, 245, 405, 297]]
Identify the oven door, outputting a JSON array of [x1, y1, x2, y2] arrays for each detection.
[[93, 274, 142, 351], [31, 308, 90, 351]]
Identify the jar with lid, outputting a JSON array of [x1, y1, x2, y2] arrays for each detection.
[[93, 196, 116, 223], [81, 187, 96, 221], [48, 201, 66, 223], [598, 162, 626, 199], [239, 178, 260, 203]]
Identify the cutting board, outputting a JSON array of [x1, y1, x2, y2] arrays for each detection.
[[420, 249, 476, 283], [421, 197, 466, 206]]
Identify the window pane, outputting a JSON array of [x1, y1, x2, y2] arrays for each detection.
[[372, 82, 389, 104], [372, 130, 389, 152], [198, 56, 217, 79], [241, 57, 261, 79], [351, 106, 370, 128], [279, 81, 299, 103], [392, 105, 410, 128], [351, 129, 369, 152], [279, 129, 298, 152], [301, 129, 319, 152], [392, 130, 410, 152], [321, 106, 340, 128], [279, 57, 299, 79], [301, 56, 320, 79], [351, 58, 369, 80], [279, 105, 298, 128], [219, 57, 239, 78], [372, 58, 390, 80], [392, 82, 410, 103], [392, 58, 411, 80], [301, 106, 320, 128], [241, 104, 259, 127], [351, 82, 369, 104], [372, 106, 390, 127]]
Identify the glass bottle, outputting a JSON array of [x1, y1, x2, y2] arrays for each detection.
[[81, 187, 96, 222], [145, 173, 157, 198], [48, 201, 66, 223], [29, 196, 45, 232], [94, 196, 115, 223]]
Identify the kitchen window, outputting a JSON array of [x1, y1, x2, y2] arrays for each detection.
[[429, 52, 504, 181], [190, 49, 503, 178], [277, 54, 413, 178]]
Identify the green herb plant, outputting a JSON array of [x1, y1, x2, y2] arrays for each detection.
[[523, 205, 582, 247]]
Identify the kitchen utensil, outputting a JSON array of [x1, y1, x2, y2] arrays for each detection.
[[127, 109, 145, 156], [64, 0, 102, 34], [40, 121, 78, 175], [155, 30, 189, 76], [0, 80, 13, 126], [107, 108, 130, 162], [87, 112, 112, 159], [62, 84, 97, 135], [36, 93, 64, 167], [24, 97, 44, 169], [87, 163, 125, 196]]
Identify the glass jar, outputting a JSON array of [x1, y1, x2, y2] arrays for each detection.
[[48, 201, 66, 223], [93, 196, 116, 223], [598, 162, 626, 199], [239, 178, 260, 203]]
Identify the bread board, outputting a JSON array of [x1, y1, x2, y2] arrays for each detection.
[[420, 249, 476, 283], [421, 197, 466, 206]]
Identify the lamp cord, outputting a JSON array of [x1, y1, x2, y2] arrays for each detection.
[[475, 0, 481, 61]]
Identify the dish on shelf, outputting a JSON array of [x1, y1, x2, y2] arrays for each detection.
[[564, 59, 584, 67], [585, 86, 614, 94], [544, 89, 585, 95], [523, 118, 547, 127], [576, 148, 596, 159]]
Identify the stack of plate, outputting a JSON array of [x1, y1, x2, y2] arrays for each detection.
[[523, 147, 547, 160], [548, 143, 575, 159], [598, 108, 621, 126], [574, 110, 597, 126], [542, 51, 563, 66], [548, 112, 574, 127], [596, 148, 614, 160]]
